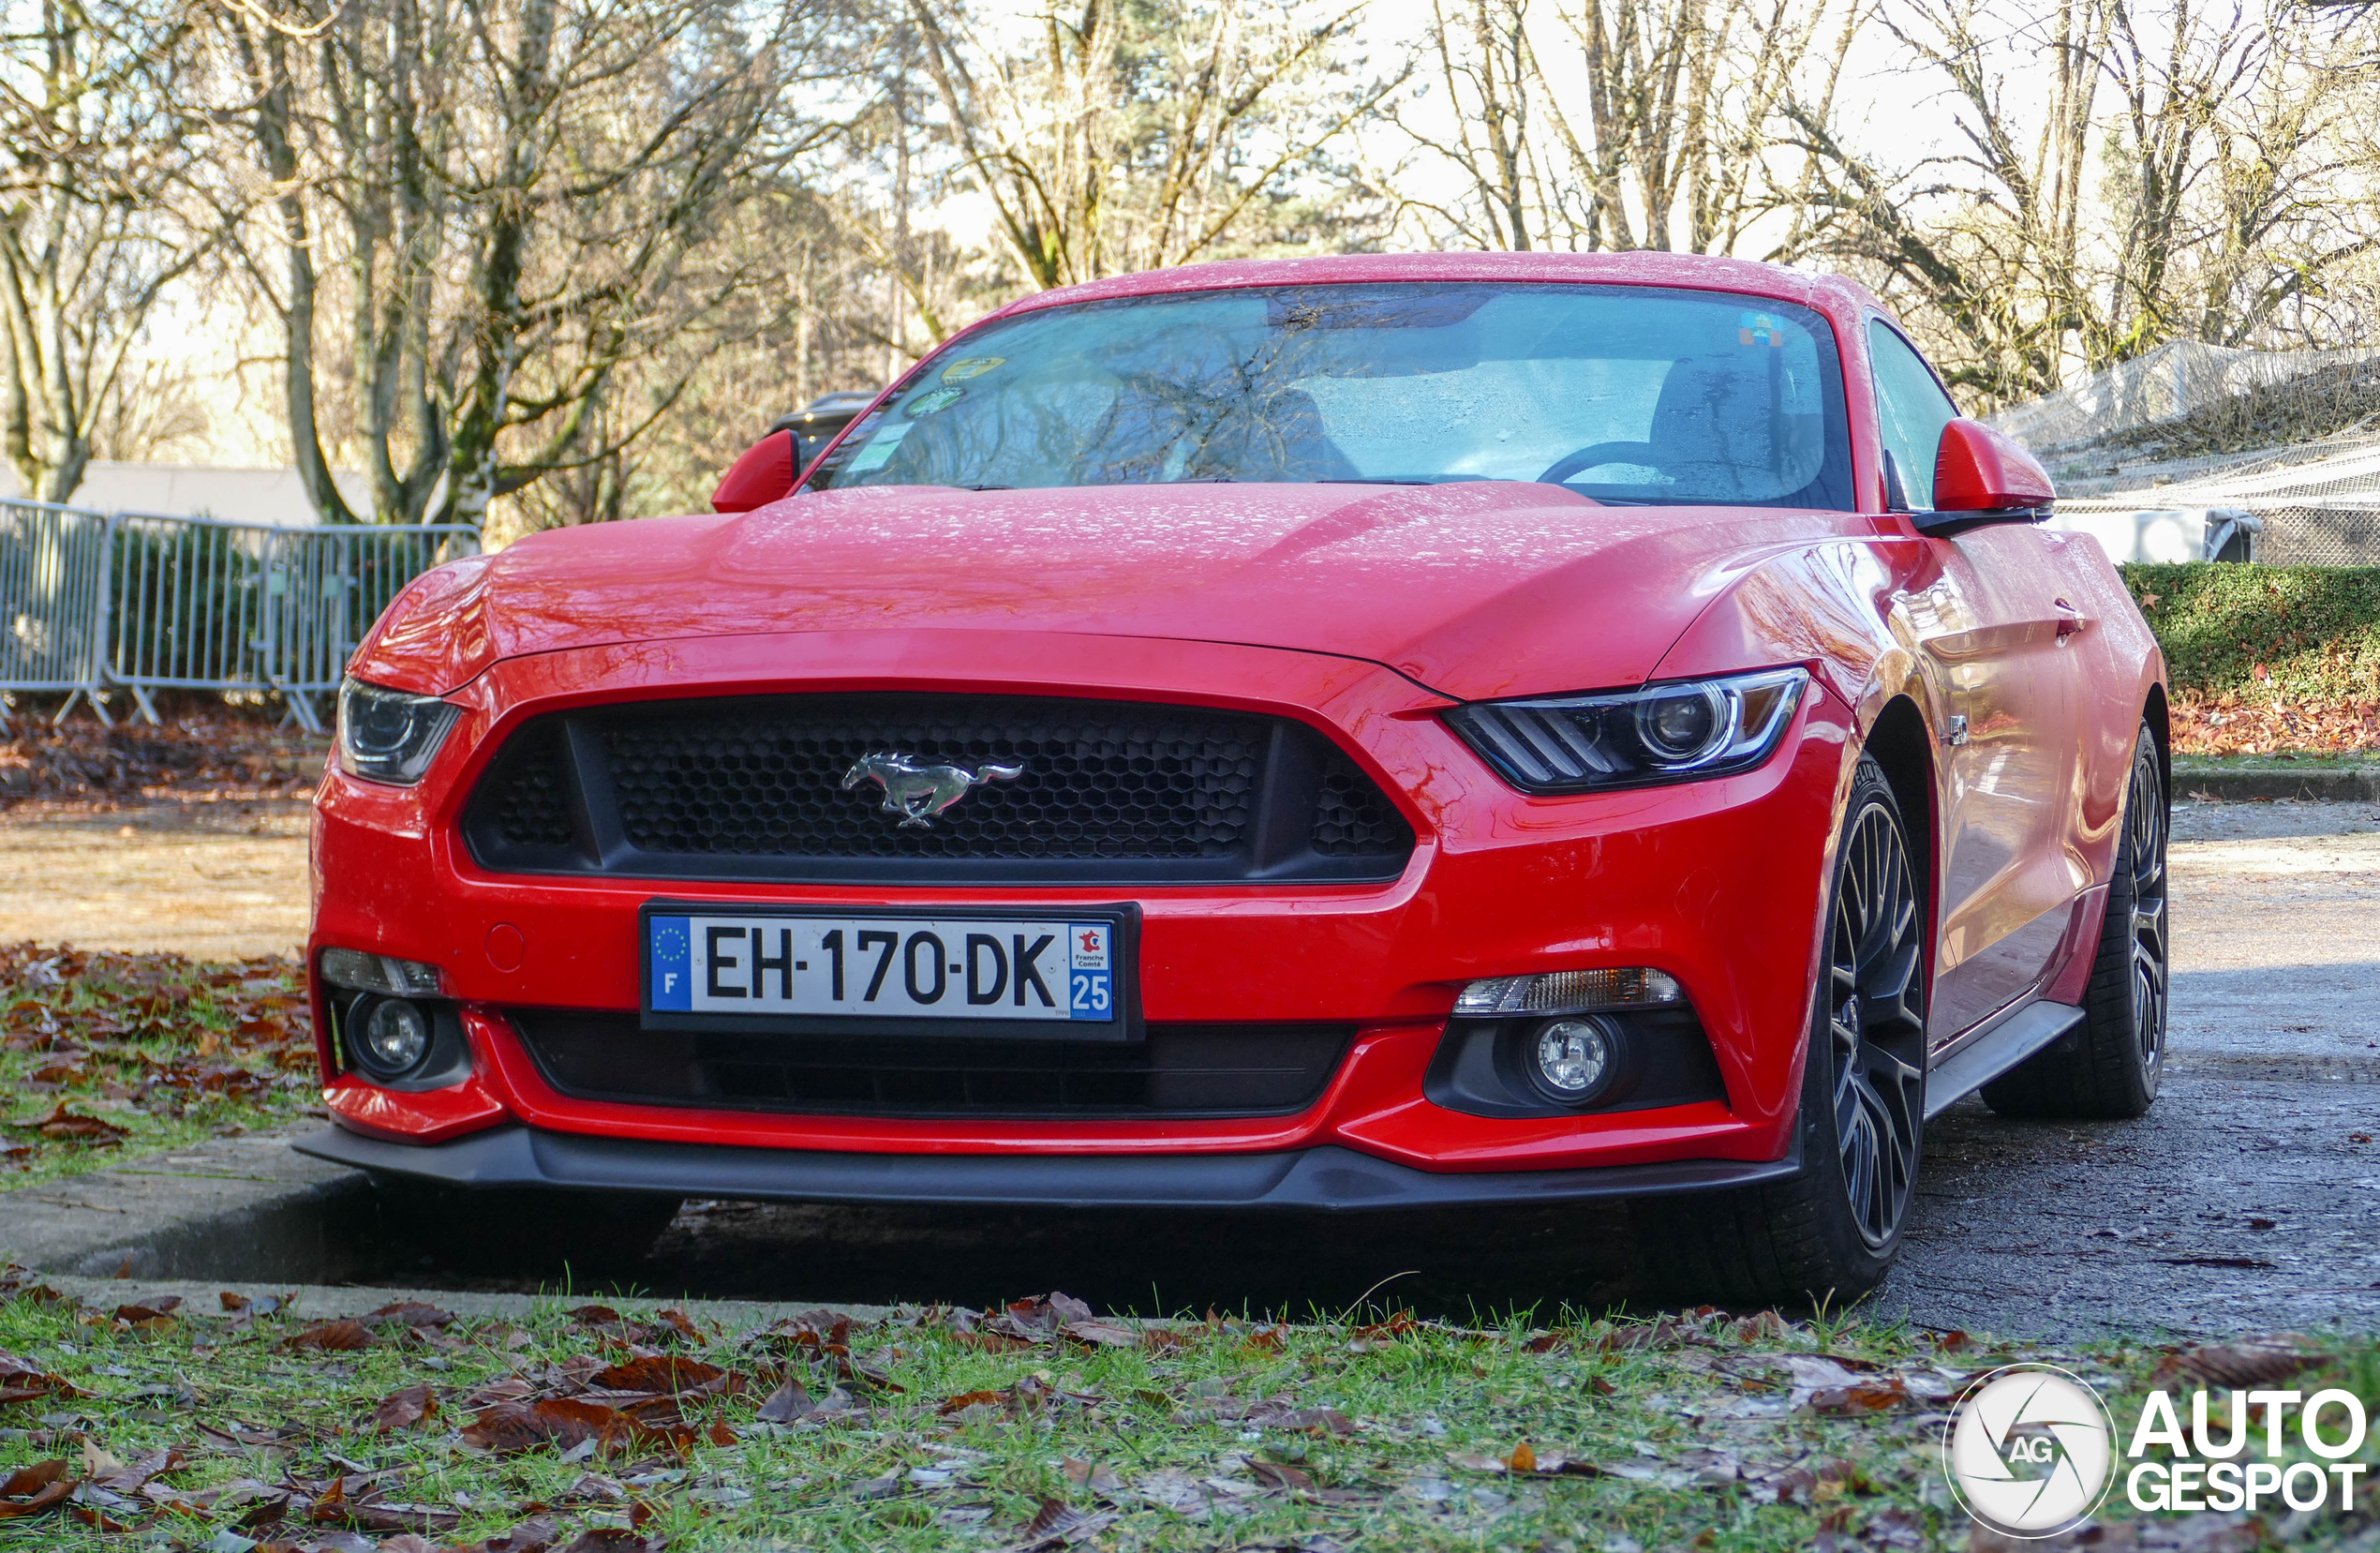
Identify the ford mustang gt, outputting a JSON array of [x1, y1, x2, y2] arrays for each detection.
[[299, 253, 2169, 1301]]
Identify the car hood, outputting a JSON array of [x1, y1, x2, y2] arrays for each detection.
[[363, 482, 1854, 703]]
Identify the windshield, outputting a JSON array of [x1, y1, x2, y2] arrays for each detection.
[[803, 282, 1853, 509]]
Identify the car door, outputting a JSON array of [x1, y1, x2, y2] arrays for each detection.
[[1868, 321, 2087, 1046]]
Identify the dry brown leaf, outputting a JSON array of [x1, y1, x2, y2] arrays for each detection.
[[591, 1355, 733, 1396], [374, 1383, 439, 1432], [0, 1459, 70, 1518], [755, 1378, 816, 1423], [286, 1319, 373, 1352]]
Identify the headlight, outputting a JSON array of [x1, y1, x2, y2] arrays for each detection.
[[1443, 666, 1807, 794], [337, 677, 460, 784]]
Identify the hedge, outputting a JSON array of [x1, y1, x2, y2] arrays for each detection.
[[2120, 562, 2380, 704]]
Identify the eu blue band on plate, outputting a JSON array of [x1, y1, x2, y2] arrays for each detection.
[[649, 916, 693, 1010]]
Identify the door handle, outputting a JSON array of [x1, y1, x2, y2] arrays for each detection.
[[2053, 598, 2090, 641]]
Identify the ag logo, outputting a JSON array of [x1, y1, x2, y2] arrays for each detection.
[[1941, 1364, 2116, 1538]]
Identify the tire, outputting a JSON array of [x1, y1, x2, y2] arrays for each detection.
[[367, 1174, 683, 1274], [1635, 755, 1927, 1306], [1981, 722, 2168, 1119]]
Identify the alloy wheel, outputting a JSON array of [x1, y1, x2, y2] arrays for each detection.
[[2126, 750, 2169, 1080], [1826, 799, 1927, 1249]]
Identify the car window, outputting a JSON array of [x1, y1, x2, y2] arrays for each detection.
[[1867, 321, 1959, 510], [805, 284, 1855, 510]]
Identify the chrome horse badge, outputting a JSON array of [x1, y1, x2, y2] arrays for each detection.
[[841, 752, 1024, 829]]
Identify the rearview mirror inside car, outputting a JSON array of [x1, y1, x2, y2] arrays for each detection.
[[711, 428, 800, 514], [1911, 418, 2057, 537]]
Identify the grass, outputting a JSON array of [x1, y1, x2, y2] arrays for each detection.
[[0, 945, 319, 1187], [0, 1282, 2372, 1550]]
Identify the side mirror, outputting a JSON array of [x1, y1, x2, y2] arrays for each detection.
[[1912, 418, 2055, 537], [711, 428, 798, 514]]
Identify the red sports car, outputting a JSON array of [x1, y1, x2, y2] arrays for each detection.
[[301, 253, 2169, 1302]]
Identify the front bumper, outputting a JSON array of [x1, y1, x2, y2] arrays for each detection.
[[308, 628, 1854, 1179], [294, 1124, 1803, 1211]]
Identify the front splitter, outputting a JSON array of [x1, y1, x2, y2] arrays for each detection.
[[293, 1125, 1798, 1212]]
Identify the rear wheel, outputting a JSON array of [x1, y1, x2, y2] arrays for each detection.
[[1982, 722, 2167, 1118], [1636, 755, 1927, 1305]]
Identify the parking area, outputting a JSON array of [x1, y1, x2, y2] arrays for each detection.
[[3, 794, 2374, 1334]]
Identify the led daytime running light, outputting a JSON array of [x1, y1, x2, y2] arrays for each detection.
[[1456, 966, 1682, 1016], [320, 948, 443, 997]]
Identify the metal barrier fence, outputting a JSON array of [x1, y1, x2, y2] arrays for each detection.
[[1, 500, 476, 733]]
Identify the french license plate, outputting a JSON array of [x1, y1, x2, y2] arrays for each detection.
[[639, 903, 1135, 1039]]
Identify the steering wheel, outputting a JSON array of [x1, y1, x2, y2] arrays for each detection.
[[1538, 441, 1663, 485]]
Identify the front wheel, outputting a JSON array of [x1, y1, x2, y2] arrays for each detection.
[[1635, 754, 1928, 1305]]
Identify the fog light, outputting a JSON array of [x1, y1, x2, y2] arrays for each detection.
[[360, 998, 432, 1076], [320, 948, 442, 996], [1456, 966, 1681, 1016], [1530, 1017, 1615, 1101]]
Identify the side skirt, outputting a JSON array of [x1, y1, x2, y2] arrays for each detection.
[[1922, 999, 2086, 1120]]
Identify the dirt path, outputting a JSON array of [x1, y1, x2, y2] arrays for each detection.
[[0, 798, 311, 961]]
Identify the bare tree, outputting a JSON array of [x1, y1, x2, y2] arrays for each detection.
[[211, 0, 856, 525], [1787, 0, 2380, 404], [1392, 0, 1862, 258], [0, 0, 216, 502], [901, 0, 1402, 291]]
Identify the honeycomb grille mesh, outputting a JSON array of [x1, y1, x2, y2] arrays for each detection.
[[485, 723, 575, 848], [606, 695, 1264, 859], [1313, 748, 1411, 857], [466, 693, 1413, 878]]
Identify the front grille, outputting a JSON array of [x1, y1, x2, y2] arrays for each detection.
[[507, 1009, 1353, 1119], [463, 693, 1412, 884]]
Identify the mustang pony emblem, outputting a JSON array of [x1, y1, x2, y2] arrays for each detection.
[[841, 752, 1024, 829]]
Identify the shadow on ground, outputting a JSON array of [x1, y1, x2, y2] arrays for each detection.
[[398, 1196, 1649, 1321]]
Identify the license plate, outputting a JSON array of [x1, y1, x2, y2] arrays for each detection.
[[639, 903, 1136, 1039]]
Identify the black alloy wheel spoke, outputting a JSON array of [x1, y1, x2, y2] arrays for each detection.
[[1828, 801, 1926, 1249], [2126, 752, 2170, 1072]]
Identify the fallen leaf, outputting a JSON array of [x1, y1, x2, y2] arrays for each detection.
[[0, 1459, 71, 1518], [937, 1389, 1007, 1416], [1248, 1459, 1314, 1492], [11, 1103, 129, 1144], [363, 1301, 456, 1329], [590, 1355, 733, 1396], [755, 1379, 816, 1423], [1021, 1457, 1099, 1503], [94, 1445, 183, 1492], [115, 1294, 183, 1325], [374, 1383, 439, 1432], [1018, 1495, 1116, 1547], [285, 1320, 373, 1352], [2159, 1337, 2328, 1389], [1060, 1320, 1141, 1350], [553, 1531, 660, 1553], [1507, 1441, 1536, 1472]]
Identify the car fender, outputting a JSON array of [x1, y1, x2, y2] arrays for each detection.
[[1644, 532, 1946, 1112]]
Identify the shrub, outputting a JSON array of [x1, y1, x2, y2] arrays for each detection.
[[2120, 563, 2380, 704]]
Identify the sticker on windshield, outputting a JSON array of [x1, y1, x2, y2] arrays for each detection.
[[905, 386, 966, 416], [940, 356, 1005, 382], [844, 420, 915, 472], [1738, 312, 1788, 348]]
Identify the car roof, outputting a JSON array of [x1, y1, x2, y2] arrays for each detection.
[[995, 251, 1884, 323]]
